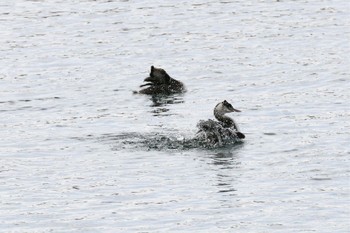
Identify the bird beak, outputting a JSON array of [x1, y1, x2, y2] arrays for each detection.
[[140, 76, 156, 87], [227, 106, 241, 112], [144, 76, 154, 82]]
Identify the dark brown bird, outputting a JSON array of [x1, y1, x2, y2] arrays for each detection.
[[137, 66, 186, 95]]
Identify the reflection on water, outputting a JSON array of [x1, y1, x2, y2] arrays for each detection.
[[212, 148, 243, 167], [211, 147, 243, 194], [149, 94, 185, 107], [148, 93, 185, 116], [150, 107, 170, 116]]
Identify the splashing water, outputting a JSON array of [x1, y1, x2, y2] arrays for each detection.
[[96, 130, 243, 151]]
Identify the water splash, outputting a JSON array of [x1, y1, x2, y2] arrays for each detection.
[[97, 131, 243, 151]]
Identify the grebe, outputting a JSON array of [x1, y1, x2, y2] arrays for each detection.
[[196, 100, 245, 146], [137, 66, 185, 95]]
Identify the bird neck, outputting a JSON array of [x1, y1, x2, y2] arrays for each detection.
[[214, 109, 238, 130]]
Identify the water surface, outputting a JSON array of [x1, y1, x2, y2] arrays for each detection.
[[1, 0, 349, 232]]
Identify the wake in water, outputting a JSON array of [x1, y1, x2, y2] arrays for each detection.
[[98, 131, 243, 151], [97, 101, 245, 150]]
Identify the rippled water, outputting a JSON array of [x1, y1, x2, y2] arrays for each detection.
[[1, 0, 349, 232]]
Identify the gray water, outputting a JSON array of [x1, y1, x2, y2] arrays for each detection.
[[1, 0, 349, 232]]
